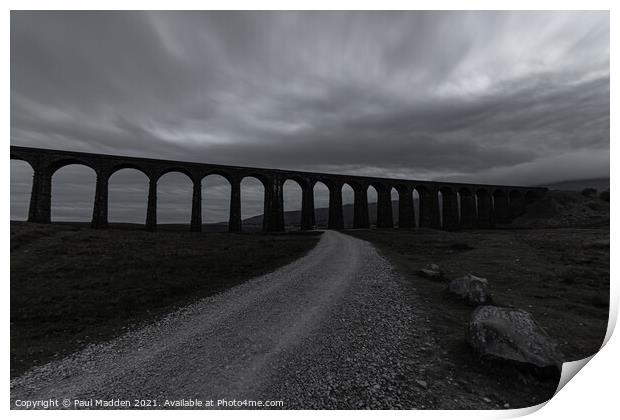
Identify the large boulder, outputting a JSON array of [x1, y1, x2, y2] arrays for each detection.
[[467, 305, 564, 370], [447, 274, 491, 305]]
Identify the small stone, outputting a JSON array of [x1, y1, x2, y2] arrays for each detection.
[[418, 264, 445, 281], [504, 403, 510, 408], [447, 274, 492, 305], [415, 379, 428, 389], [483, 397, 492, 403]]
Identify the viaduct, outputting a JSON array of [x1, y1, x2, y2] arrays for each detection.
[[10, 146, 547, 232]]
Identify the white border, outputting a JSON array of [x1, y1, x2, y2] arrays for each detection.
[[3, 2, 616, 419]]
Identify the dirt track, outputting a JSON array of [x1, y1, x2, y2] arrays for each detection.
[[11, 230, 434, 409]]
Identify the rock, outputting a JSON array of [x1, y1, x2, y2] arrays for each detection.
[[419, 269, 441, 278], [415, 379, 427, 389], [447, 274, 491, 305], [581, 187, 597, 198], [418, 264, 444, 281], [467, 305, 564, 370]]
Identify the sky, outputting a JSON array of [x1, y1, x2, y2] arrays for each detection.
[[10, 11, 610, 223]]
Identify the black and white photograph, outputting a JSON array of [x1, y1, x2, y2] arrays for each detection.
[[7, 5, 614, 414]]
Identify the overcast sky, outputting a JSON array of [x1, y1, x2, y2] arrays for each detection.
[[10, 11, 609, 223]]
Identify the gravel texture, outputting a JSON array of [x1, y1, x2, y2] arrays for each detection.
[[11, 231, 436, 409]]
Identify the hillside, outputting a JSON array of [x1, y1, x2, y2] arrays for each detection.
[[513, 189, 609, 228], [537, 177, 609, 192]]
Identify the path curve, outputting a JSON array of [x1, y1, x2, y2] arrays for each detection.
[[11, 230, 431, 409]]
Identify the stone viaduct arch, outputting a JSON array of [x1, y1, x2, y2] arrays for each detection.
[[394, 184, 415, 229], [201, 171, 233, 228], [492, 189, 510, 225], [476, 188, 492, 227], [10, 146, 547, 233], [459, 187, 476, 228], [49, 161, 97, 222]]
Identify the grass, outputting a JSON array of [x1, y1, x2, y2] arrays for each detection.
[[345, 228, 609, 363], [10, 221, 609, 408], [344, 227, 609, 407], [10, 221, 321, 378]]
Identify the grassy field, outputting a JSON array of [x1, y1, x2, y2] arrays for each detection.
[[10, 219, 610, 406], [346, 228, 609, 363], [10, 221, 321, 378]]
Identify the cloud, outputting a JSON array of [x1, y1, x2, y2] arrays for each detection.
[[10, 11, 609, 222]]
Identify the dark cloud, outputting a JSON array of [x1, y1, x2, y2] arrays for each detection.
[[10, 11, 609, 222]]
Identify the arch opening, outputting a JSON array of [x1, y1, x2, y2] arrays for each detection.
[[240, 176, 265, 232], [509, 190, 526, 220], [313, 181, 329, 229], [49, 159, 94, 175], [458, 188, 475, 228], [437, 189, 444, 228], [367, 185, 379, 227], [157, 171, 193, 229], [283, 179, 304, 230], [492, 190, 509, 224], [390, 187, 399, 227], [11, 160, 33, 221], [416, 186, 438, 229], [51, 164, 97, 223], [367, 183, 394, 228], [342, 183, 355, 229], [475, 189, 492, 227], [412, 188, 420, 228], [456, 191, 462, 224], [439, 187, 458, 230], [108, 168, 149, 226], [202, 174, 232, 232]]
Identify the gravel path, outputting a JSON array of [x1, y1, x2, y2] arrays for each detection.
[[11, 230, 436, 409]]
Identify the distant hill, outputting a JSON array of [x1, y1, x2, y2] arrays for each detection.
[[241, 201, 403, 229], [513, 189, 609, 228], [537, 177, 609, 192]]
